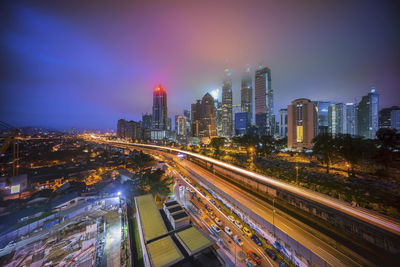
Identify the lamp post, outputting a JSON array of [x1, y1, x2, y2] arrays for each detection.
[[295, 165, 299, 184]]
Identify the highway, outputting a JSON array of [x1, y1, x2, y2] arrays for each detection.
[[135, 145, 367, 266], [94, 140, 399, 266], [125, 142, 400, 236], [172, 168, 277, 267]]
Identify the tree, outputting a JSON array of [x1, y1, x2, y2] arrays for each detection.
[[375, 128, 399, 171], [210, 137, 226, 156], [312, 133, 336, 173], [257, 135, 275, 157], [335, 134, 371, 177], [142, 169, 173, 202]]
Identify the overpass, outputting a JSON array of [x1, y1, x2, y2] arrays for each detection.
[[104, 141, 400, 262]]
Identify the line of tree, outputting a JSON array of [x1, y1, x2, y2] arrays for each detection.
[[312, 128, 400, 176]]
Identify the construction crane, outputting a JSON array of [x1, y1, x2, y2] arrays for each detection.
[[0, 121, 19, 176]]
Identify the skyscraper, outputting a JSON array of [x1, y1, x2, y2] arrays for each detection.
[[222, 69, 233, 137], [357, 88, 379, 139], [176, 116, 188, 136], [200, 93, 217, 138], [152, 85, 168, 130], [379, 106, 400, 129], [279, 109, 288, 138], [287, 99, 318, 150], [313, 101, 334, 134], [328, 103, 358, 136], [255, 66, 273, 135], [191, 93, 217, 138], [234, 112, 249, 136], [241, 66, 253, 125], [141, 113, 152, 129]]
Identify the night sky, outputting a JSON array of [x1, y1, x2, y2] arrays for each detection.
[[1, 0, 399, 130]]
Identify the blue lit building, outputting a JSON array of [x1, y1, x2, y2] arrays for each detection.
[[235, 112, 249, 136]]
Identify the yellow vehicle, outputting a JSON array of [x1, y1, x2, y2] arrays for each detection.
[[243, 227, 252, 237]]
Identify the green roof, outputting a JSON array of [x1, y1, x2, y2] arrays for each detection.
[[136, 194, 167, 241], [175, 227, 213, 255], [147, 236, 183, 267]]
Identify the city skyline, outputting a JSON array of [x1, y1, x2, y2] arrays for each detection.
[[1, 0, 400, 130]]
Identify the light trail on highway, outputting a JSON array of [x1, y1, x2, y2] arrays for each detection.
[[123, 142, 400, 236]]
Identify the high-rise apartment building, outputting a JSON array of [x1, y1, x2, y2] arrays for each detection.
[[287, 99, 317, 150], [216, 102, 223, 137], [255, 66, 273, 135], [152, 85, 168, 130], [117, 119, 142, 140], [313, 101, 334, 134], [357, 88, 379, 139], [191, 100, 202, 137], [241, 66, 253, 125], [279, 109, 288, 138], [222, 69, 233, 137]]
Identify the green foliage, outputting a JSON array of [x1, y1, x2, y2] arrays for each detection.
[[209, 137, 226, 156], [142, 169, 173, 199], [312, 133, 336, 173]]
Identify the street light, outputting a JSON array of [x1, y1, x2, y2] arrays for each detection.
[[295, 165, 299, 185]]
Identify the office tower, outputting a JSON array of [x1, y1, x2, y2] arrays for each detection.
[[357, 88, 379, 139], [328, 103, 344, 135], [191, 100, 202, 137], [391, 109, 400, 131], [117, 119, 142, 140], [279, 109, 288, 138], [235, 112, 249, 136], [141, 113, 152, 129], [216, 102, 223, 137], [152, 85, 168, 130], [183, 109, 191, 135], [200, 93, 217, 137], [167, 117, 172, 131], [344, 103, 357, 136], [379, 106, 400, 128], [222, 69, 233, 137], [255, 66, 273, 135], [176, 116, 188, 136], [313, 101, 334, 134], [287, 99, 318, 150], [241, 66, 253, 125], [191, 93, 217, 138]]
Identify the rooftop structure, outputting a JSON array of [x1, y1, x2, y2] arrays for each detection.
[[147, 236, 184, 267], [136, 194, 167, 241], [175, 226, 213, 256]]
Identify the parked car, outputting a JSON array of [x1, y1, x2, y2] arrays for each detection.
[[224, 226, 233, 236], [215, 218, 223, 227], [210, 199, 216, 205], [243, 227, 252, 237], [234, 220, 243, 229], [245, 258, 257, 267], [233, 235, 243, 246], [248, 251, 262, 265], [251, 234, 262, 246], [265, 248, 277, 260], [211, 224, 221, 234], [228, 215, 235, 222]]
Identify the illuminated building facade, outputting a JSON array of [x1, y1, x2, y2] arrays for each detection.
[[222, 69, 233, 137], [241, 66, 253, 125], [313, 101, 334, 134], [279, 109, 288, 138], [255, 66, 273, 135], [152, 85, 168, 130], [357, 88, 379, 139], [287, 98, 317, 150]]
